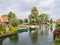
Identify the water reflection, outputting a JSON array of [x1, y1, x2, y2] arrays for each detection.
[[9, 34, 18, 42], [0, 39, 3, 45], [40, 24, 49, 31], [29, 30, 38, 43], [40, 24, 49, 35], [1, 24, 55, 45], [3, 34, 19, 45], [0, 38, 6, 45], [50, 25, 53, 32], [9, 34, 19, 45]]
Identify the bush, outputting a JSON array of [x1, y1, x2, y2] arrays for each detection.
[[9, 26, 17, 32], [55, 41, 60, 45], [54, 20, 60, 45], [56, 20, 60, 29], [0, 24, 6, 31], [10, 18, 19, 27]]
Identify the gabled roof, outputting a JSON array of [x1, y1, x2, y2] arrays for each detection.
[[0, 16, 9, 23]]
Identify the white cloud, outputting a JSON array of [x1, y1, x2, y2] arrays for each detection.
[[39, 0, 55, 7], [0, 0, 60, 20]]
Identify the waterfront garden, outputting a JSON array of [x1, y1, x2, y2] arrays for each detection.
[[0, 7, 60, 45]]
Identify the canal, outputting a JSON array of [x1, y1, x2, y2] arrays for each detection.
[[0, 24, 55, 45]]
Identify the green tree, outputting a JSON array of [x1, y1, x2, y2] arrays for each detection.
[[38, 13, 48, 24], [10, 18, 19, 27], [29, 7, 39, 25], [56, 19, 60, 29], [8, 11, 19, 27], [49, 18, 53, 31], [50, 18, 53, 24], [8, 11, 16, 19], [23, 18, 28, 23]]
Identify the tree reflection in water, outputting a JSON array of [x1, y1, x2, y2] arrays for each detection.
[[29, 30, 38, 43], [50, 25, 53, 32], [9, 34, 18, 43], [0, 39, 3, 45], [0, 24, 55, 45], [40, 24, 49, 35], [0, 38, 6, 45]]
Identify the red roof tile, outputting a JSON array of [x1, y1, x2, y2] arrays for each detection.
[[0, 16, 9, 23]]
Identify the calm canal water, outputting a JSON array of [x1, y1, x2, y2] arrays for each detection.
[[0, 24, 55, 45]]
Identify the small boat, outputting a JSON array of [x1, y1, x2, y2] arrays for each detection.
[[18, 29, 28, 33]]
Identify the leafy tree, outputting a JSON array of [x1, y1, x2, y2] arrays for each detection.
[[49, 18, 53, 30], [8, 11, 19, 27], [38, 13, 48, 24], [8, 11, 16, 19], [23, 18, 28, 23], [50, 18, 53, 24], [29, 7, 39, 25], [10, 18, 19, 27], [31, 7, 38, 16]]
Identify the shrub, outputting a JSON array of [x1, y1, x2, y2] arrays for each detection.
[[0, 23, 6, 31], [9, 26, 17, 32], [10, 18, 19, 27], [56, 20, 60, 29]]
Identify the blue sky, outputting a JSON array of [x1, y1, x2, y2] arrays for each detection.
[[0, 0, 60, 21]]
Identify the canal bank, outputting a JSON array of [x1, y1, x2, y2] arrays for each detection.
[[0, 32, 17, 39]]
